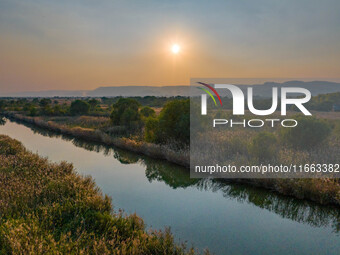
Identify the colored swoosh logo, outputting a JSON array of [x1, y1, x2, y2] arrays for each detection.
[[197, 82, 223, 106], [197, 87, 217, 106]]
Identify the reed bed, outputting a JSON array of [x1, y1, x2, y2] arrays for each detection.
[[5, 113, 189, 167], [0, 135, 204, 254]]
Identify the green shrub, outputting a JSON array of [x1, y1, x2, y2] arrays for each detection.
[[140, 106, 156, 117], [0, 117, 5, 126], [110, 98, 142, 131], [88, 98, 100, 110], [0, 100, 6, 112], [144, 117, 160, 143], [39, 98, 52, 107], [70, 100, 90, 115], [145, 99, 189, 145], [248, 132, 278, 162], [279, 116, 331, 149], [52, 105, 67, 116], [29, 106, 38, 116], [41, 105, 54, 116]]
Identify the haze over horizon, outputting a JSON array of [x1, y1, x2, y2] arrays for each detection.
[[1, 0, 340, 94]]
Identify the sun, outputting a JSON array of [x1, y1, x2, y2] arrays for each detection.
[[171, 44, 180, 54]]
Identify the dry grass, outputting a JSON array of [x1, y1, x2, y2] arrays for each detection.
[[191, 128, 340, 205], [0, 135, 205, 254], [44, 116, 110, 129]]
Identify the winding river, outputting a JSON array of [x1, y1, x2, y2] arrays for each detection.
[[0, 118, 339, 254]]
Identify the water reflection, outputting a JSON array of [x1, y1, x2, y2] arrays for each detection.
[[4, 117, 340, 234], [0, 117, 6, 126], [197, 179, 340, 232]]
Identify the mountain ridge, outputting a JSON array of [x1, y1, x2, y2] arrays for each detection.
[[1, 81, 340, 97]]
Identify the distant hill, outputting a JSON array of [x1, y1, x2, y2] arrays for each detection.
[[88, 86, 190, 97], [245, 80, 340, 98], [1, 81, 340, 97]]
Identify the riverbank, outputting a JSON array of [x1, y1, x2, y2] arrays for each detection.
[[0, 134, 204, 254], [2, 112, 339, 207], [4, 112, 189, 167]]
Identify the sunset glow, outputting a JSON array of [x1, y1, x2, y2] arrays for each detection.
[[171, 44, 180, 54], [0, 1, 339, 93]]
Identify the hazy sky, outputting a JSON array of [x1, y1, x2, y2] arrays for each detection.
[[0, 0, 339, 93]]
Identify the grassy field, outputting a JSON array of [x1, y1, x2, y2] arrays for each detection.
[[0, 135, 207, 254]]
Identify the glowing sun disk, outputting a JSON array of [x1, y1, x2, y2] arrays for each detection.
[[171, 44, 180, 54]]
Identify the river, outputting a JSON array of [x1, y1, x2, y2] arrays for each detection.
[[0, 118, 339, 254]]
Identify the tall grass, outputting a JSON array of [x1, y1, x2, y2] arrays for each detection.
[[191, 128, 340, 205], [45, 115, 110, 129], [0, 135, 206, 254]]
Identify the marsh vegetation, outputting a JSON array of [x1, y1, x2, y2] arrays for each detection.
[[0, 135, 209, 254], [0, 95, 339, 206]]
